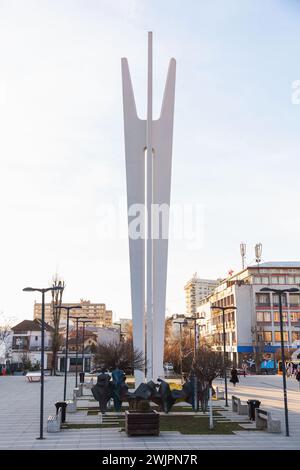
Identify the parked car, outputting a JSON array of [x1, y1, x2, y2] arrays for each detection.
[[163, 362, 174, 371]]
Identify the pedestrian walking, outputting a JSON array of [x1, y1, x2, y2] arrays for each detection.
[[230, 367, 239, 387]]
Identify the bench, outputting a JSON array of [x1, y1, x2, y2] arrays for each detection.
[[26, 372, 41, 382], [255, 408, 281, 433], [47, 408, 62, 433], [232, 395, 248, 415]]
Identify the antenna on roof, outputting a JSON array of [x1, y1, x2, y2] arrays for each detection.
[[255, 243, 262, 264], [255, 243, 263, 272], [240, 242, 246, 269]]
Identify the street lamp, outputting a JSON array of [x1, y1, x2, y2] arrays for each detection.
[[80, 320, 93, 374], [58, 305, 82, 401], [114, 322, 124, 342], [23, 286, 64, 440], [69, 316, 88, 387], [185, 315, 206, 411], [173, 318, 188, 383], [260, 287, 300, 437], [211, 305, 237, 407]]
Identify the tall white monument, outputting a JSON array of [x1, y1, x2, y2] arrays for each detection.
[[121, 32, 176, 384]]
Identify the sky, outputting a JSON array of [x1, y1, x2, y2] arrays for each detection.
[[1, 0, 300, 324]]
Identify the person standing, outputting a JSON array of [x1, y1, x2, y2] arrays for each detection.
[[230, 367, 239, 387], [296, 368, 300, 390]]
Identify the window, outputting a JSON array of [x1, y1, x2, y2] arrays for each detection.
[[289, 294, 300, 306], [257, 312, 264, 322], [271, 276, 279, 284], [232, 332, 236, 344], [35, 336, 38, 341], [257, 311, 271, 322], [261, 277, 269, 284], [264, 311, 271, 322], [292, 331, 300, 341], [256, 293, 270, 305], [273, 311, 288, 322], [253, 276, 261, 284], [273, 294, 287, 306], [274, 331, 288, 342], [295, 276, 300, 283], [290, 312, 300, 322], [263, 331, 272, 342], [287, 276, 295, 284]]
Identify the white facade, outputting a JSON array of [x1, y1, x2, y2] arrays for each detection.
[[11, 325, 52, 366], [197, 262, 300, 366], [185, 274, 219, 316]]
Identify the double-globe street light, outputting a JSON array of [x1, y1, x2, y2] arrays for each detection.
[[260, 287, 300, 437], [58, 305, 82, 401], [23, 285, 64, 440], [211, 305, 237, 408]]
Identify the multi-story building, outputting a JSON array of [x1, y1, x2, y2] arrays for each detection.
[[197, 262, 300, 368], [33, 299, 113, 328], [184, 274, 219, 316], [10, 319, 53, 368], [57, 325, 120, 372]]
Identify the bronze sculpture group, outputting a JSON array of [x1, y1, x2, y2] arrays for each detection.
[[92, 368, 211, 413]]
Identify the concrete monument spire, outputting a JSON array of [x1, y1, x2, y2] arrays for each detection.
[[121, 32, 176, 384]]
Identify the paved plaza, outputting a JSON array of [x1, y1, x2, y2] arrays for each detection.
[[0, 374, 300, 450]]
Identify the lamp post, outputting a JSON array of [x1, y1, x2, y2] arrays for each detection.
[[23, 286, 64, 440], [211, 306, 237, 407], [58, 305, 82, 401], [70, 316, 88, 387], [260, 287, 300, 437], [185, 315, 205, 411], [80, 320, 93, 374], [114, 322, 124, 342], [173, 319, 187, 383]]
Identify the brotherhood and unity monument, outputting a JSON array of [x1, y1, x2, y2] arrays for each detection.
[[121, 32, 176, 384]]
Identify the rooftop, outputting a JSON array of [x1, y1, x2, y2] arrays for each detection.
[[12, 319, 54, 332], [248, 262, 300, 269]]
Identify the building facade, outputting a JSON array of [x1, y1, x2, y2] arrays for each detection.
[[184, 274, 219, 316], [33, 299, 113, 328], [10, 319, 53, 368], [197, 262, 300, 368]]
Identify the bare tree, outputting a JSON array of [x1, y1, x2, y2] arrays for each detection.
[[0, 314, 15, 365], [93, 340, 145, 373], [50, 275, 65, 375], [164, 318, 192, 373], [192, 347, 225, 385]]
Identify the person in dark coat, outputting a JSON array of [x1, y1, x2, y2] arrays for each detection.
[[230, 367, 239, 386]]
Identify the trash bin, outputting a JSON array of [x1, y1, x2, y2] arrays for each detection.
[[55, 401, 68, 423], [79, 372, 85, 383], [247, 399, 261, 421]]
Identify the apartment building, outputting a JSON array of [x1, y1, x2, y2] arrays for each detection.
[[184, 274, 219, 316], [197, 262, 300, 367], [33, 299, 113, 328]]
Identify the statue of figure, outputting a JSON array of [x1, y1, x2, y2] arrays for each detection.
[[157, 378, 175, 413], [111, 366, 125, 412], [91, 369, 111, 414]]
